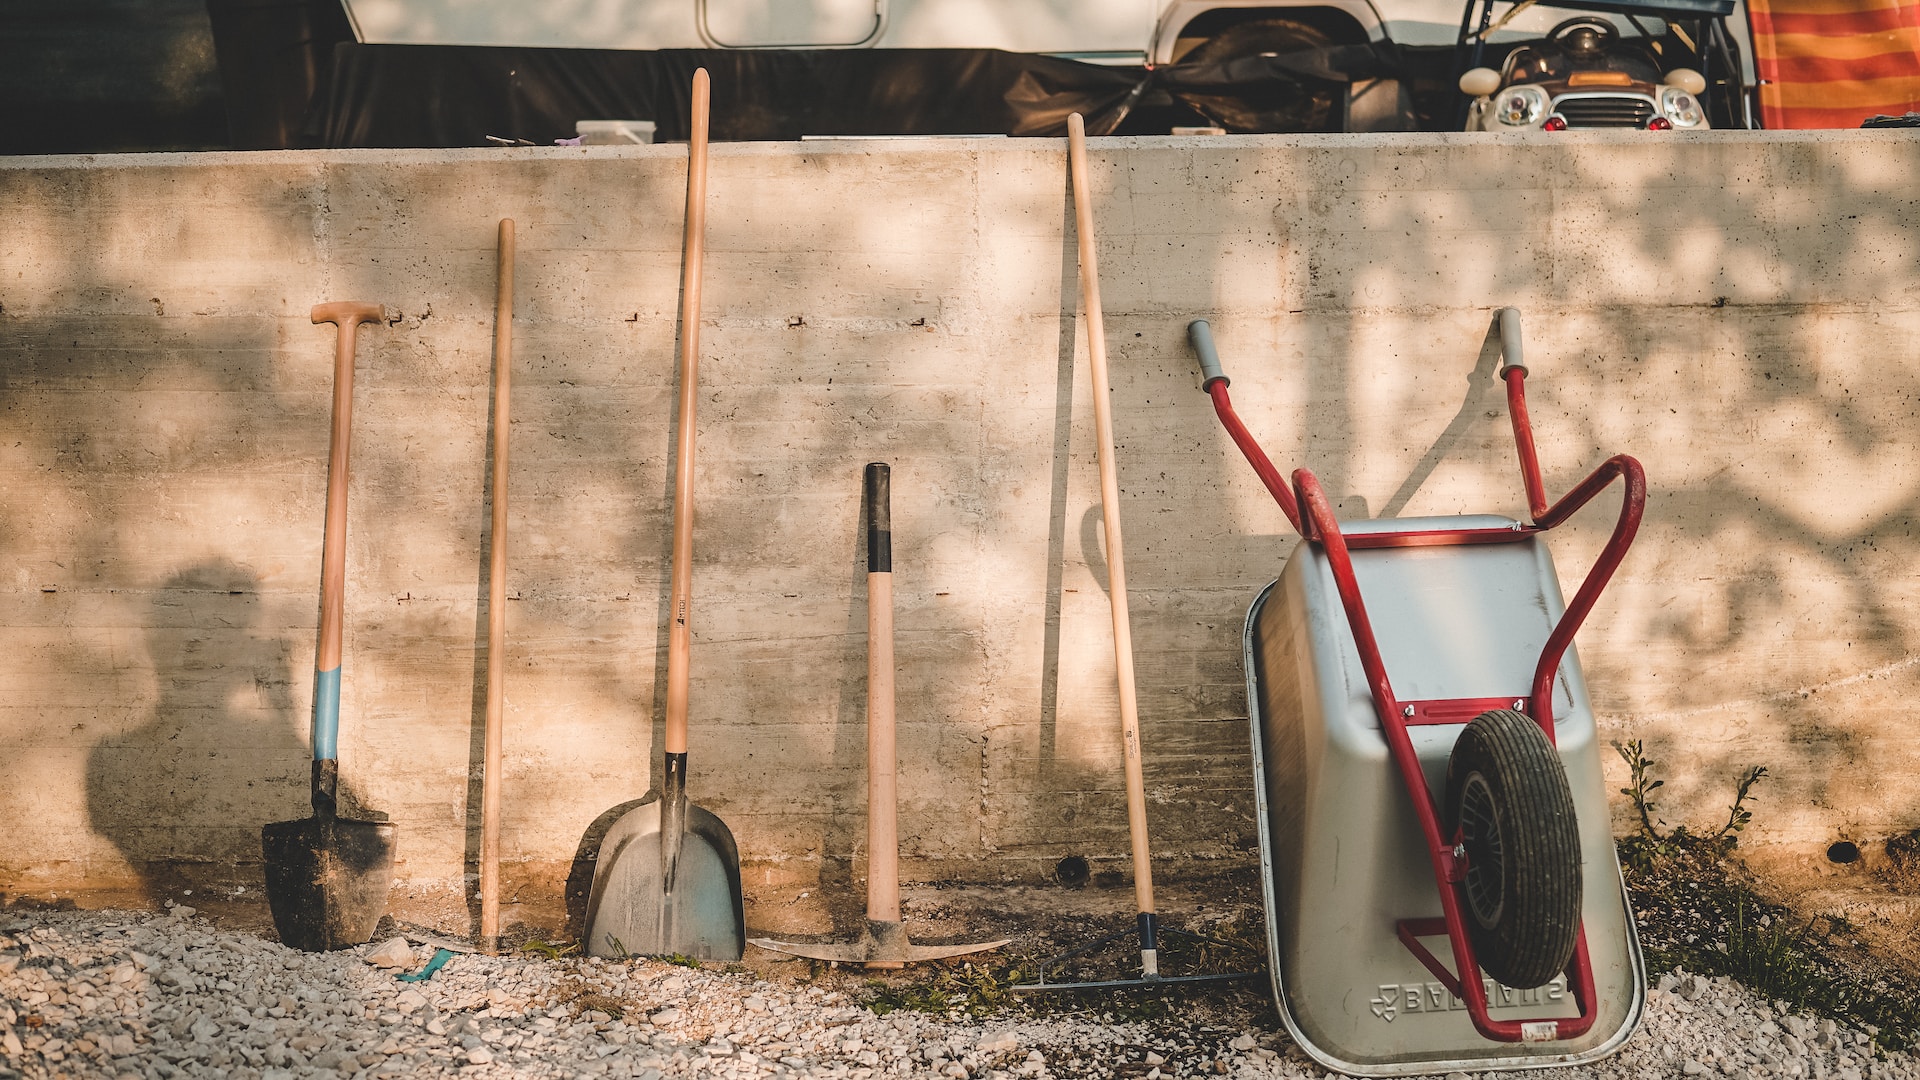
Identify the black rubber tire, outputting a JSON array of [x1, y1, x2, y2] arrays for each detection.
[[1445, 709, 1582, 989]]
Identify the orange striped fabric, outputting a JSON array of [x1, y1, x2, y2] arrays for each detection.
[[1747, 0, 1920, 126]]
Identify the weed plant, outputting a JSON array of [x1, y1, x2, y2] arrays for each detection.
[[1614, 740, 1920, 1052]]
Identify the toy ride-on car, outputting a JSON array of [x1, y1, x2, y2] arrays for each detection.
[[1460, 16, 1709, 130], [1453, 0, 1747, 130]]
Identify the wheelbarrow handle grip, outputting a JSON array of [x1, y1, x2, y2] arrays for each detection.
[[1187, 319, 1229, 390], [1497, 306, 1527, 376]]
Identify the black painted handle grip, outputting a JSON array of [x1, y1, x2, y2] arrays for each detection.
[[865, 462, 891, 574]]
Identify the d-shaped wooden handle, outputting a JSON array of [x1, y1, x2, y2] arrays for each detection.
[[311, 301, 386, 329]]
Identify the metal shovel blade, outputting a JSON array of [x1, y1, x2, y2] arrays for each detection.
[[261, 813, 397, 952], [583, 796, 745, 961]]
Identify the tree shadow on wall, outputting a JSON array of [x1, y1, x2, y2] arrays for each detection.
[[84, 560, 364, 912]]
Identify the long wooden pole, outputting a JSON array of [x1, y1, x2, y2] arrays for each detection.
[[479, 218, 514, 953], [863, 463, 901, 967], [665, 69, 710, 761], [1067, 113, 1157, 968]]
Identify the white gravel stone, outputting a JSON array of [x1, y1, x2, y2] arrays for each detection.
[[6, 910, 1920, 1080], [364, 937, 415, 969]]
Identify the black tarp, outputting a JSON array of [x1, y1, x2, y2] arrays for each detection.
[[317, 43, 1420, 147], [0, 0, 230, 155], [206, 0, 357, 149]]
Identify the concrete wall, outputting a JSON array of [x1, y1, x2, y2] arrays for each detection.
[[3, 133, 1918, 931]]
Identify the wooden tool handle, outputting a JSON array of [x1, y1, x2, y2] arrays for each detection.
[[307, 301, 384, 762], [312, 301, 386, 329], [480, 219, 514, 953], [864, 464, 899, 924], [664, 69, 711, 758], [1068, 113, 1155, 919]]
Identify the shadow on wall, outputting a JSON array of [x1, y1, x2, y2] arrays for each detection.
[[83, 560, 367, 908]]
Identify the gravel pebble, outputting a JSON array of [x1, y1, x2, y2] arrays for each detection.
[[3, 910, 1919, 1080], [365, 937, 416, 969]]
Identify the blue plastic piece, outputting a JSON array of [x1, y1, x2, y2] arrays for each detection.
[[311, 666, 341, 761], [397, 948, 455, 982]]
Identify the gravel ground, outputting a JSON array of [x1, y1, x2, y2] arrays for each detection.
[[3, 906, 1916, 1080]]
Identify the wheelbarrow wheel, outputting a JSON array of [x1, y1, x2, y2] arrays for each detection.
[[1445, 708, 1582, 989]]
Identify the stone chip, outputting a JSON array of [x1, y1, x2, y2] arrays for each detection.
[[364, 938, 414, 969]]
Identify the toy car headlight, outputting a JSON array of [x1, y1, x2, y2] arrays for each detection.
[[1495, 85, 1549, 127], [1459, 67, 1502, 97], [1660, 85, 1706, 127]]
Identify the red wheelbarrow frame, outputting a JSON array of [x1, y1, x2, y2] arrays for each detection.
[[1192, 311, 1645, 1044]]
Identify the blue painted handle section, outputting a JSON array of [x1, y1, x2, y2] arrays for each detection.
[[312, 666, 341, 761]]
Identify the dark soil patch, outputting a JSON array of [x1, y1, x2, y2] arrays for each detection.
[[1621, 832, 1920, 1052]]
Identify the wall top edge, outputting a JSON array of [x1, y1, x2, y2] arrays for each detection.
[[3, 129, 1915, 171]]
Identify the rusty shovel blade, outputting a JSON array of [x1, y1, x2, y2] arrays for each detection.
[[261, 810, 397, 952]]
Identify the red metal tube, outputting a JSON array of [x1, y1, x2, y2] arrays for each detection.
[[1504, 367, 1550, 521], [1207, 380, 1302, 533], [1295, 470, 1599, 1042], [1525, 454, 1646, 732], [1291, 471, 1401, 747]]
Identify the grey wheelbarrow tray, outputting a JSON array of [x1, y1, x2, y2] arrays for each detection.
[[1191, 312, 1647, 1074]]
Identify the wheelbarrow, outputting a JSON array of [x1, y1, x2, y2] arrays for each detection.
[[1189, 311, 1647, 1075]]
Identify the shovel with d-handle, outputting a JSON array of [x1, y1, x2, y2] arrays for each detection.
[[262, 301, 399, 953], [751, 464, 1010, 967], [582, 68, 745, 962]]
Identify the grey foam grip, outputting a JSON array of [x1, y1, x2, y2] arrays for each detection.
[[1498, 307, 1527, 374], [1188, 319, 1228, 389]]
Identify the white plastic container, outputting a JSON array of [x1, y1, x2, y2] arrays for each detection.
[[575, 119, 656, 144]]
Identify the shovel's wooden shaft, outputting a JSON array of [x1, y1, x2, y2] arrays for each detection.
[[578, 67, 743, 966], [480, 218, 514, 954], [1067, 113, 1155, 922], [308, 301, 384, 768], [864, 464, 899, 927], [665, 68, 710, 758]]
